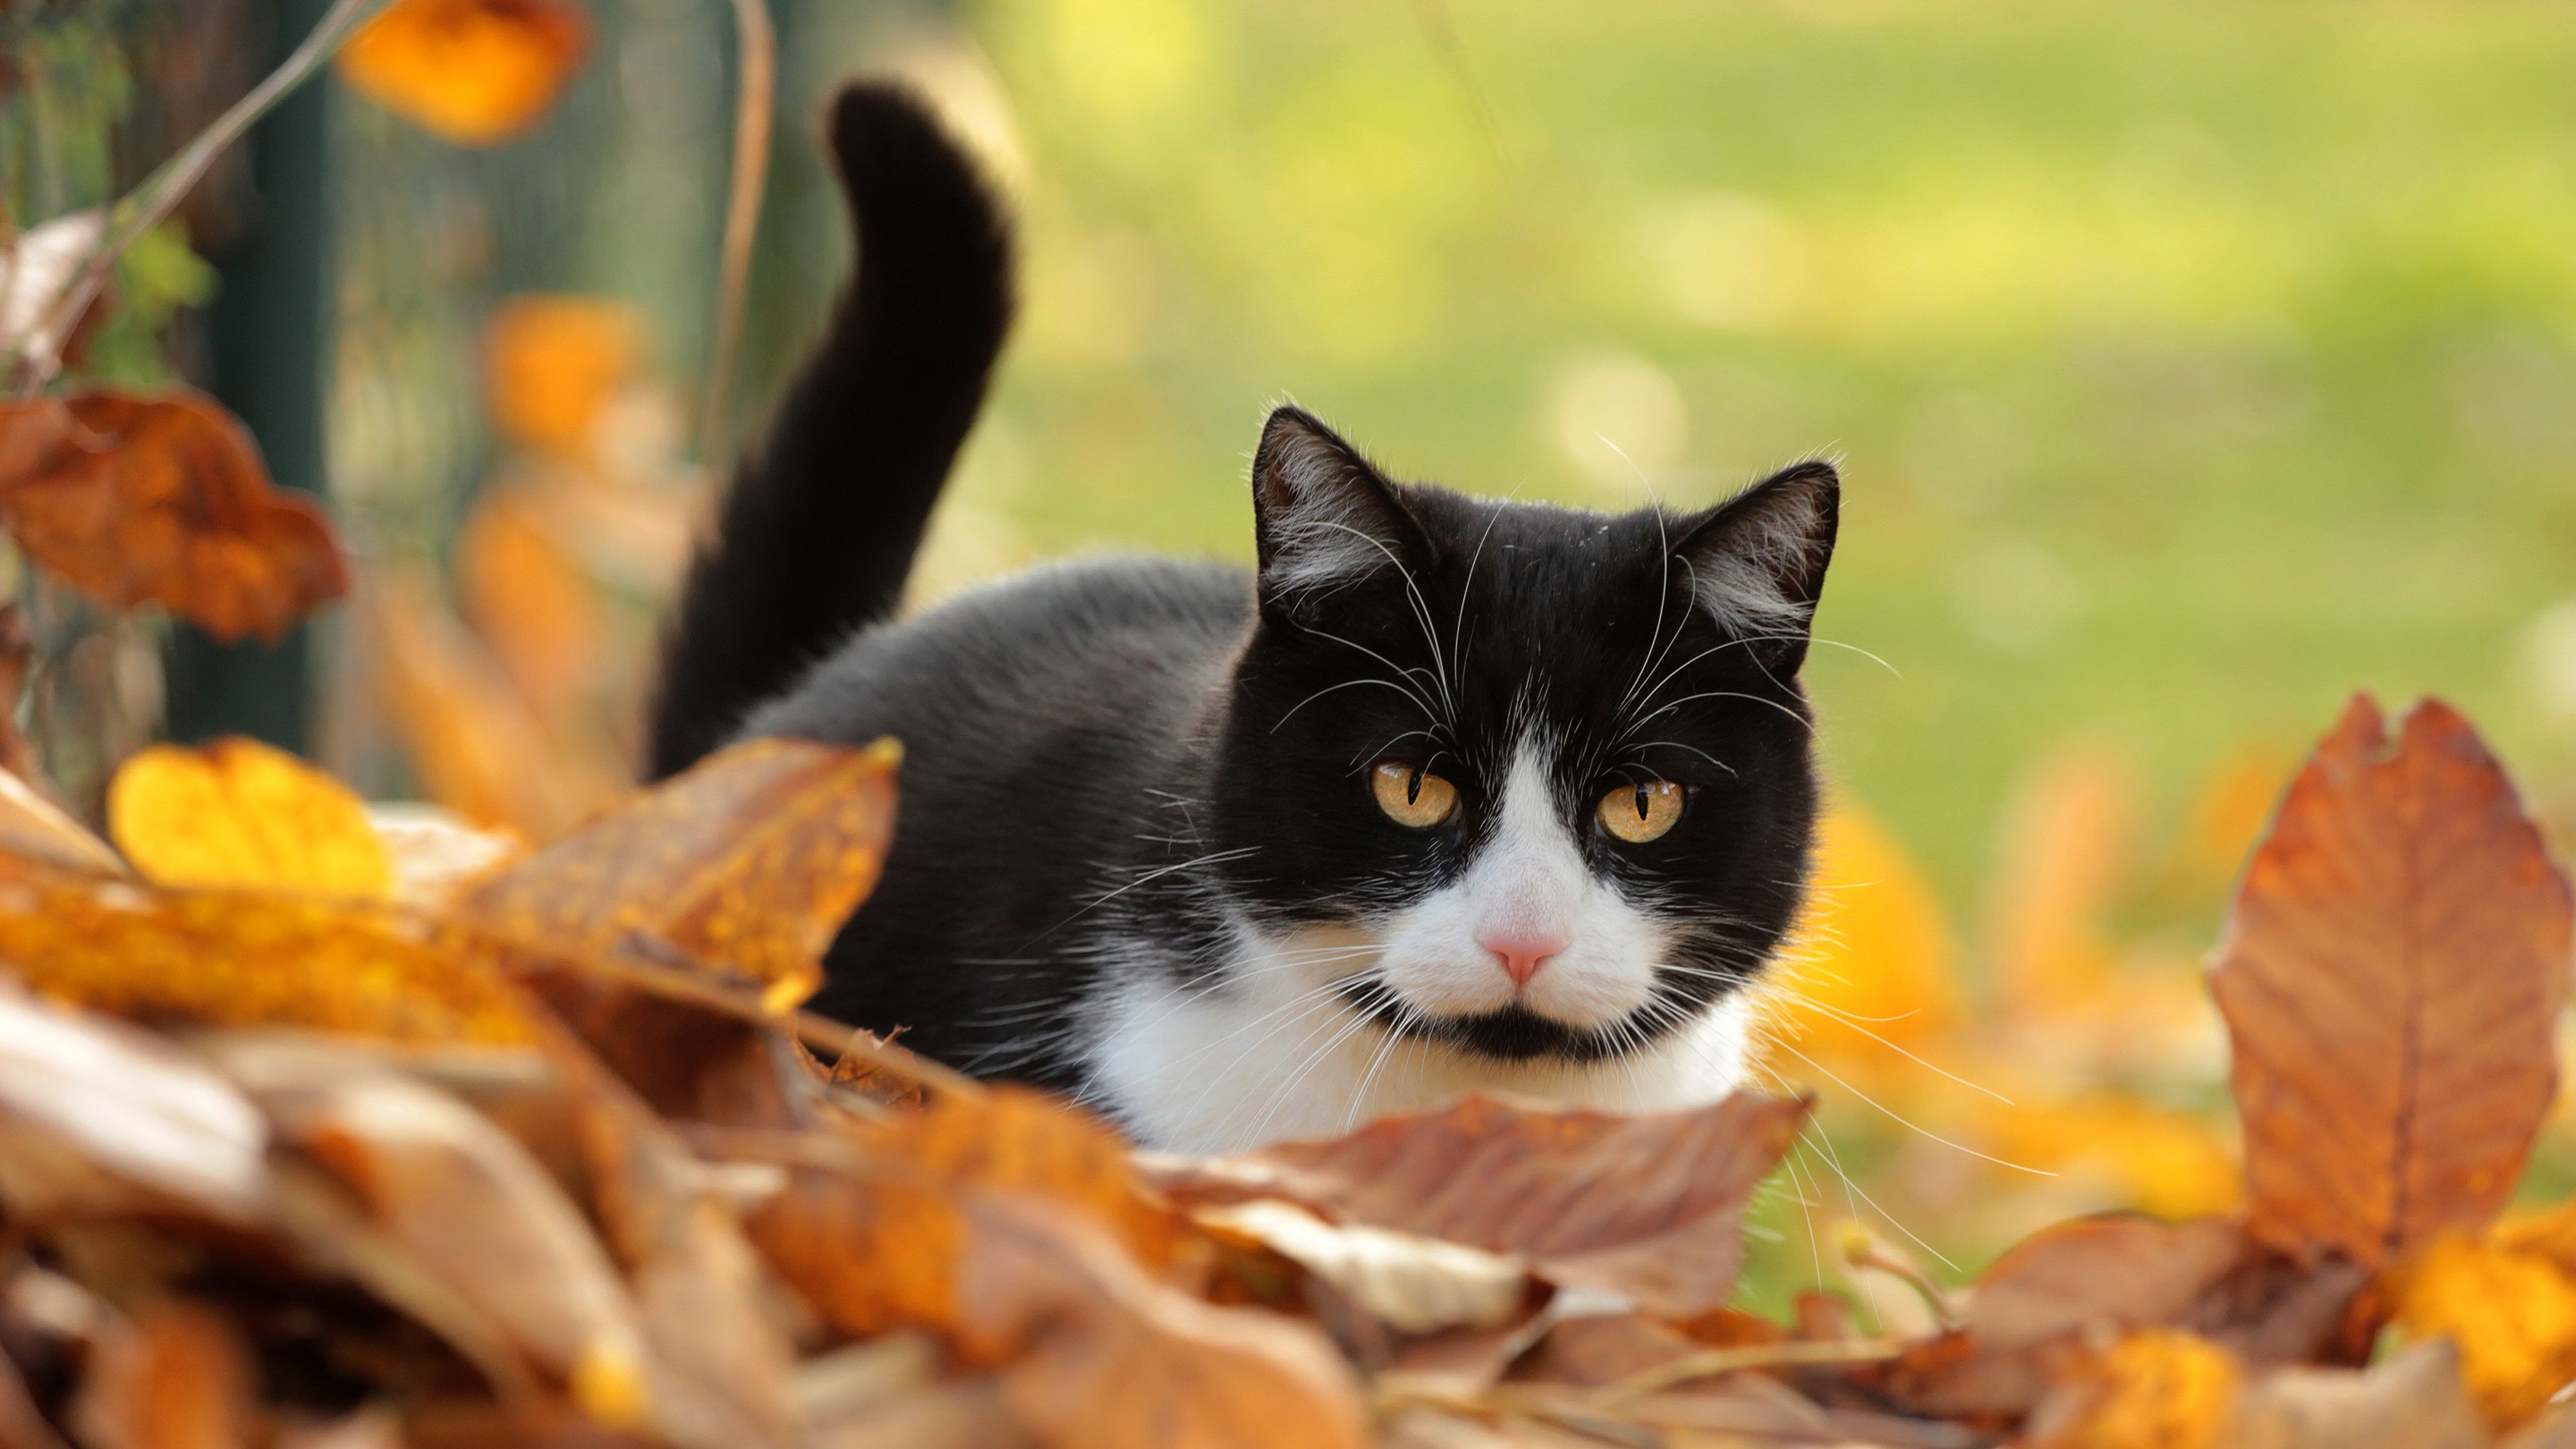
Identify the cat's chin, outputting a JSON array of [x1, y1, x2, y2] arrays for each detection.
[[1341, 979, 1699, 1063]]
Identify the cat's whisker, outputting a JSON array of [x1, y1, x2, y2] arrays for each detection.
[[1754, 989, 2010, 1106], [1767, 1039, 2053, 1179], [1626, 688, 1817, 738], [1307, 521, 1457, 724], [1273, 674, 1438, 733]]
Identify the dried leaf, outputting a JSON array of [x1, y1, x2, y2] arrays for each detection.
[[338, 0, 589, 147], [465, 736, 901, 1012], [366, 804, 527, 911], [1192, 1199, 1525, 1336], [0, 860, 535, 1045], [962, 1198, 1367, 1449], [2394, 1233, 2576, 1429], [209, 1039, 648, 1421], [0, 210, 106, 363], [1150, 1092, 1809, 1319], [71, 1300, 254, 1449], [2212, 695, 2572, 1267], [2226, 1340, 2486, 1449], [0, 981, 269, 1222], [0, 760, 124, 876], [0, 392, 347, 643], [107, 739, 392, 899], [479, 295, 644, 455], [2029, 1329, 2239, 1449], [1967, 1213, 2247, 1348]]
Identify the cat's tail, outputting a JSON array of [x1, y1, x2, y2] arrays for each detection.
[[645, 81, 1013, 778]]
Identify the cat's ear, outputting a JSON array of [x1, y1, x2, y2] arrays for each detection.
[[1674, 460, 1840, 669], [1250, 406, 1423, 619]]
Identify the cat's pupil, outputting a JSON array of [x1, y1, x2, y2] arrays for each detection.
[[1633, 785, 1650, 819], [1407, 767, 1425, 806]]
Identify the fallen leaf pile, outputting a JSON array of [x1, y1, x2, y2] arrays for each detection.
[[3, 691, 2576, 1447]]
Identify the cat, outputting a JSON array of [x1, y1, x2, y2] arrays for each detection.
[[648, 82, 1840, 1152]]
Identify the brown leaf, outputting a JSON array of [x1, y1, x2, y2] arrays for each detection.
[[2212, 694, 2572, 1269], [0, 392, 348, 643], [960, 1198, 1367, 1449], [72, 1299, 255, 1449], [1149, 1092, 1809, 1319], [464, 736, 900, 1012], [0, 860, 536, 1045], [0, 981, 270, 1224], [1968, 1213, 2247, 1348], [746, 1088, 1174, 1348], [2225, 1340, 2486, 1449], [206, 1038, 648, 1423], [0, 760, 124, 876]]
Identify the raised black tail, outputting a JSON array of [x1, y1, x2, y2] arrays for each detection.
[[646, 82, 1013, 778]]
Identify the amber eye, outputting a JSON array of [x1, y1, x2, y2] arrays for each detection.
[[1598, 780, 1683, 843], [1371, 762, 1459, 829]]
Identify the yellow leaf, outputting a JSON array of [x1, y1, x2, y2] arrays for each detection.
[[0, 860, 534, 1046], [2044, 1329, 2240, 1449], [1980, 1092, 2243, 1220], [481, 294, 643, 455], [338, 0, 589, 148], [2394, 1233, 2576, 1430], [107, 738, 391, 900], [1760, 799, 1957, 1064]]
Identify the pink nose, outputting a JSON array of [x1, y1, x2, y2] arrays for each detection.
[[1479, 929, 1568, 989]]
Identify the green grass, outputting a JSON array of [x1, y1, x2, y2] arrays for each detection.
[[937, 0, 2576, 927]]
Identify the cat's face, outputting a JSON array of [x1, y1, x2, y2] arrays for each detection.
[[1206, 407, 1835, 1066]]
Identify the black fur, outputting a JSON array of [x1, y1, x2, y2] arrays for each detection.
[[652, 82, 1841, 1109], [647, 84, 1013, 778]]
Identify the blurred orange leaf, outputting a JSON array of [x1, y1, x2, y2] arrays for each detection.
[[457, 486, 599, 725], [338, 0, 589, 148], [107, 738, 391, 900], [463, 735, 901, 1012], [1990, 741, 2136, 1015], [1151, 1092, 1809, 1319], [2393, 1233, 2576, 1430], [0, 392, 347, 643], [2212, 695, 2571, 1269], [0, 860, 535, 1046], [480, 294, 642, 454], [2035, 1328, 2238, 1449], [1764, 800, 1958, 1066]]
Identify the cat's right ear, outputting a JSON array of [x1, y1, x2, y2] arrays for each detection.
[[1250, 406, 1423, 621]]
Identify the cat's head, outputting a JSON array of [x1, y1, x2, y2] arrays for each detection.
[[1206, 405, 1836, 1065]]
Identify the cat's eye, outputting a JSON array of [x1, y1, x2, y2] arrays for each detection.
[[1371, 762, 1458, 829], [1598, 780, 1683, 843]]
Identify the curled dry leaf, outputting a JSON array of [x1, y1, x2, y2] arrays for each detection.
[[464, 736, 900, 1013], [960, 1197, 1367, 1449], [1149, 1092, 1809, 1319], [0, 860, 534, 1045], [747, 1087, 1173, 1349], [0, 982, 269, 1223], [208, 1038, 648, 1423], [107, 739, 392, 900], [338, 0, 590, 147], [0, 392, 348, 644], [364, 803, 527, 912], [0, 209, 106, 365], [2213, 695, 2572, 1269], [1192, 1199, 1525, 1337], [0, 762, 125, 876], [71, 1299, 255, 1449]]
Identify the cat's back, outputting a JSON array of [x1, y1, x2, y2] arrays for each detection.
[[741, 554, 1250, 751]]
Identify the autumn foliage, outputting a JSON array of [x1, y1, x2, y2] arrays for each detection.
[[0, 691, 2566, 1447]]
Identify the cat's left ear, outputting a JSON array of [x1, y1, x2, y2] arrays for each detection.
[[1250, 405, 1425, 622], [1674, 460, 1840, 671]]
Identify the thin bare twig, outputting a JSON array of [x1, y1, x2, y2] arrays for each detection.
[[697, 0, 776, 465], [10, 0, 394, 396]]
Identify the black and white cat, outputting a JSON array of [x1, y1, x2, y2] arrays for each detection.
[[648, 83, 1839, 1152]]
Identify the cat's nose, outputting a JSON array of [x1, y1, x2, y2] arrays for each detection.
[[1479, 928, 1567, 989]]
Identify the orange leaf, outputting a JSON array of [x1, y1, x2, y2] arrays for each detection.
[[72, 1300, 256, 1449], [0, 860, 535, 1046], [463, 736, 901, 1012], [2034, 1328, 2239, 1449], [2211, 696, 2572, 1269], [479, 295, 643, 455], [2394, 1233, 2576, 1430], [0, 392, 347, 643], [107, 738, 392, 900], [1762, 800, 1958, 1065], [338, 0, 589, 147], [1149, 1091, 1809, 1319], [457, 485, 600, 724]]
